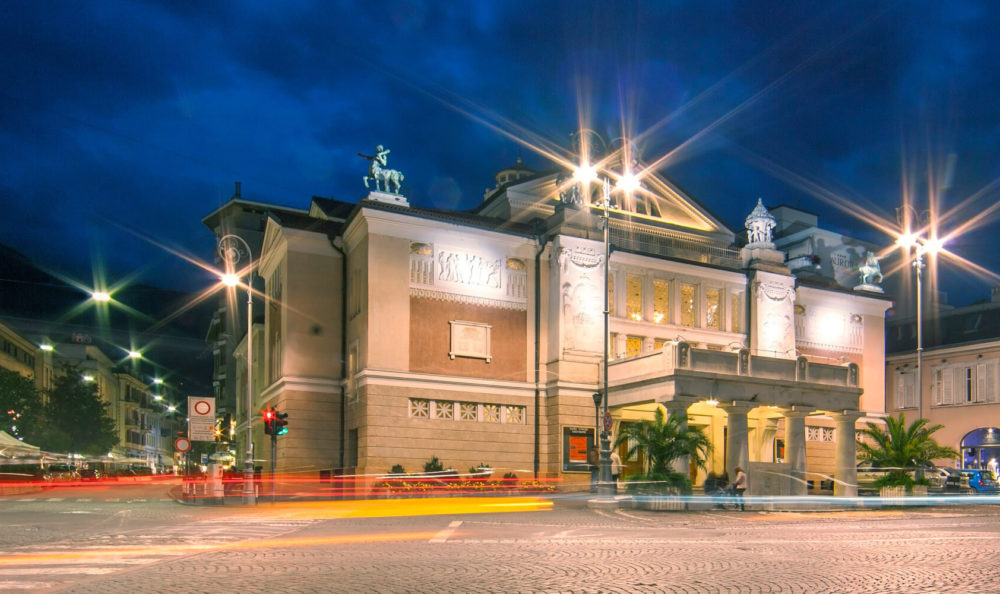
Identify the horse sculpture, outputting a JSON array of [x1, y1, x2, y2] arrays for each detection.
[[359, 145, 404, 194]]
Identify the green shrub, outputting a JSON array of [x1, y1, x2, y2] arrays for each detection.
[[390, 464, 406, 474], [424, 456, 444, 473], [623, 471, 691, 495]]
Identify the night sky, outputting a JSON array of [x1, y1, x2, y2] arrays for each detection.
[[4, 1, 1000, 309]]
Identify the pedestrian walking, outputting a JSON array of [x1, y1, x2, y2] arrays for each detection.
[[610, 450, 623, 487], [730, 466, 747, 511]]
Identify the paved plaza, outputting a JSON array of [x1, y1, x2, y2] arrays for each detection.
[[2, 488, 999, 593]]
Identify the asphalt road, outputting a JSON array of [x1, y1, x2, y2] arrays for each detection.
[[3, 482, 1000, 593]]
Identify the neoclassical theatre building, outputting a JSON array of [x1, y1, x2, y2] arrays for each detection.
[[204, 144, 891, 495]]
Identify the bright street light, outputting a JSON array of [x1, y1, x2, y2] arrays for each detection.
[[127, 350, 142, 359], [895, 205, 942, 423], [91, 291, 111, 302], [218, 233, 257, 505]]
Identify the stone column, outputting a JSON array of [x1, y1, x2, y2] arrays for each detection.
[[720, 403, 753, 484], [832, 411, 865, 497], [784, 409, 812, 496]]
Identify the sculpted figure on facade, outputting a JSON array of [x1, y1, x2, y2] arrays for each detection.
[[556, 172, 584, 207], [744, 198, 776, 247], [858, 251, 883, 287], [359, 144, 405, 194], [437, 250, 501, 289]]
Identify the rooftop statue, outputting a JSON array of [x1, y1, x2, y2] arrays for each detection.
[[358, 144, 405, 194], [744, 198, 776, 247], [858, 251, 883, 288]]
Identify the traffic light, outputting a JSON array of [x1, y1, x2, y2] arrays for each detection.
[[263, 408, 276, 435], [274, 410, 288, 435]]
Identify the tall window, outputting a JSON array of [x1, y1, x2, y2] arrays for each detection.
[[626, 335, 643, 357], [653, 279, 669, 324], [626, 275, 642, 321], [705, 288, 721, 331], [895, 370, 917, 409], [680, 284, 696, 327], [731, 292, 744, 333]]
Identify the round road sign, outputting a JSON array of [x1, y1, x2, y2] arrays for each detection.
[[174, 437, 192, 452], [193, 400, 212, 416]]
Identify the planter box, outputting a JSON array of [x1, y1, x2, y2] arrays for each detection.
[[632, 487, 686, 511], [910, 485, 928, 497], [879, 485, 906, 505]]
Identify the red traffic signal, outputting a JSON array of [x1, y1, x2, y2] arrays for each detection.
[[263, 408, 276, 435]]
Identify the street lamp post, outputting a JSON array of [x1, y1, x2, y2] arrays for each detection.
[[572, 148, 639, 498], [896, 206, 940, 422], [218, 234, 256, 505], [598, 178, 615, 497]]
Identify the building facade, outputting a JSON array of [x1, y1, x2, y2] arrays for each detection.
[[211, 143, 893, 495], [886, 286, 1000, 471]]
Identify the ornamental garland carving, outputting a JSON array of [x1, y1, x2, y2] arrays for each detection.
[[556, 246, 604, 273], [753, 279, 795, 303]]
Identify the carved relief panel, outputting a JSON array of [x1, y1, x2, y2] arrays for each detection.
[[409, 241, 526, 309], [751, 271, 796, 358], [553, 236, 605, 354]]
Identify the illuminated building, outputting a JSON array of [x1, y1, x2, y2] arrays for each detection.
[[209, 150, 892, 495]]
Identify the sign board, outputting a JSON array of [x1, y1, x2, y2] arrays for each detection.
[[188, 396, 217, 442], [562, 427, 595, 472], [174, 437, 191, 453], [603, 411, 613, 432]]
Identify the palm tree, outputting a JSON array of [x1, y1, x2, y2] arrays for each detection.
[[856, 413, 958, 488], [613, 406, 711, 492]]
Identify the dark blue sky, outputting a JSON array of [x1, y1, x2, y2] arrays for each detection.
[[3, 0, 1000, 307]]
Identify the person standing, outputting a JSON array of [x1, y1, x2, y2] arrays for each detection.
[[731, 466, 747, 511], [610, 450, 623, 490]]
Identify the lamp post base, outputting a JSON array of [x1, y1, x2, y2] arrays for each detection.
[[243, 457, 257, 505]]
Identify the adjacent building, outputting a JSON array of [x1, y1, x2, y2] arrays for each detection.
[[886, 285, 1000, 471]]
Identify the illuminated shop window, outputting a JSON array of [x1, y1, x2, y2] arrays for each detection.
[[653, 279, 669, 324], [705, 288, 721, 331], [626, 335, 643, 357], [654, 338, 666, 350], [680, 284, 696, 327], [626, 275, 642, 321]]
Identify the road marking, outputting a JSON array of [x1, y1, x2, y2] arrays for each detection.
[[430, 520, 463, 543], [45, 498, 64, 502]]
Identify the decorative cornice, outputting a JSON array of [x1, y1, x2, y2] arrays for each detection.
[[410, 288, 527, 311]]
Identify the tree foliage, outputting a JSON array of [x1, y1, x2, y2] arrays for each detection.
[[613, 407, 712, 492], [26, 363, 118, 455], [0, 367, 42, 440], [856, 413, 958, 487]]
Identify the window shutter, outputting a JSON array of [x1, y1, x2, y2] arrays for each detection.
[[978, 360, 999, 403], [940, 368, 954, 405], [896, 372, 906, 409], [931, 368, 942, 406]]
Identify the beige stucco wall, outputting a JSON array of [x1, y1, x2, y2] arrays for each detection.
[[355, 383, 535, 478]]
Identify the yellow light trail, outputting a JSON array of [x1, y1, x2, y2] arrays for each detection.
[[0, 497, 551, 566]]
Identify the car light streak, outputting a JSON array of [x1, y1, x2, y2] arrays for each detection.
[[0, 532, 441, 566]]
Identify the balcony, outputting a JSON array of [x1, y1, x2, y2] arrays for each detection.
[[608, 341, 861, 412]]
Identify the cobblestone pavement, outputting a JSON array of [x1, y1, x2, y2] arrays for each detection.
[[3, 494, 1000, 593]]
